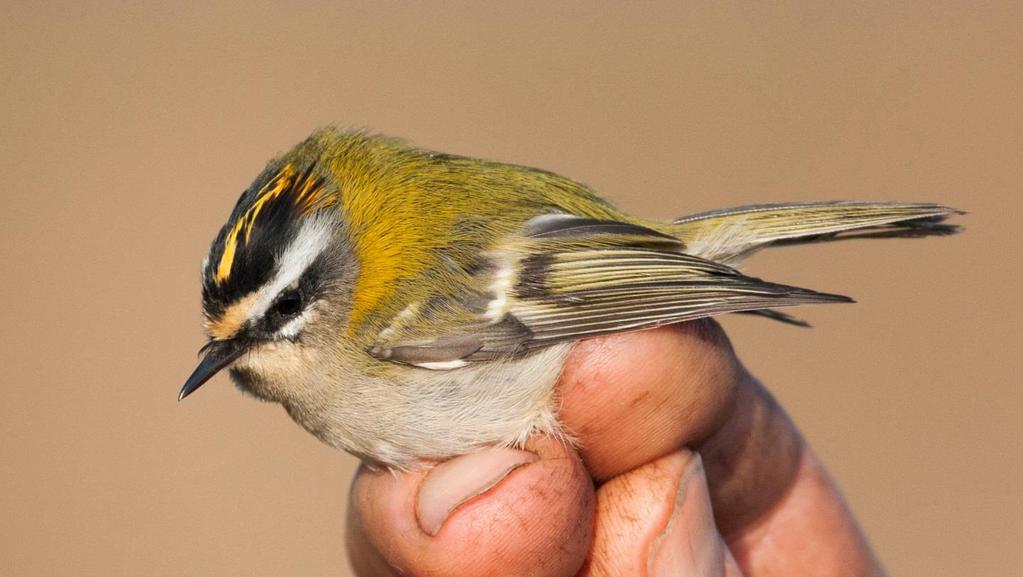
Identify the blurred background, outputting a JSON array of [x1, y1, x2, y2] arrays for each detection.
[[1, 2, 1020, 575]]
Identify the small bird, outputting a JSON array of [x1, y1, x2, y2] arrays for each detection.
[[180, 128, 960, 468]]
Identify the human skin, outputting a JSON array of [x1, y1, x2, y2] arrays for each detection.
[[346, 320, 885, 576]]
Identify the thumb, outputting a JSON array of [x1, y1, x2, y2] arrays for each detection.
[[346, 437, 594, 577]]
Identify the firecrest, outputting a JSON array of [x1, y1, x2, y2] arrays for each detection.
[[180, 127, 960, 468]]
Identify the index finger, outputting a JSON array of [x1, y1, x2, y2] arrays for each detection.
[[557, 319, 745, 483]]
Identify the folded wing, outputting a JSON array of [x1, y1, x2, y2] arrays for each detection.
[[370, 214, 850, 368]]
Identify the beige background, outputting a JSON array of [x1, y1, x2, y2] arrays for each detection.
[[1, 2, 1020, 575]]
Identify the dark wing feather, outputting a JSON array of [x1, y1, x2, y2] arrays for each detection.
[[510, 247, 848, 347], [738, 309, 811, 327]]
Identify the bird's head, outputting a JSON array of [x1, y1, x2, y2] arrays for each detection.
[[180, 148, 356, 403]]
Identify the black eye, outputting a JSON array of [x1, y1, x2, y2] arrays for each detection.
[[272, 289, 303, 319]]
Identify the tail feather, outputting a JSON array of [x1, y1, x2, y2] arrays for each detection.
[[671, 201, 963, 263]]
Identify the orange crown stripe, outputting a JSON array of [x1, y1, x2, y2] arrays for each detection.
[[213, 165, 335, 285]]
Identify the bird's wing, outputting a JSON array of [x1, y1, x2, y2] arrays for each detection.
[[368, 214, 850, 368]]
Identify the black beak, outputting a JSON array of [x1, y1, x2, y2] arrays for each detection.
[[178, 339, 248, 401]]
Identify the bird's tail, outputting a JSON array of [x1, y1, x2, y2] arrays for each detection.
[[670, 201, 962, 264]]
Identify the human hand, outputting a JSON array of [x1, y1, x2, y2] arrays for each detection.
[[346, 320, 884, 576]]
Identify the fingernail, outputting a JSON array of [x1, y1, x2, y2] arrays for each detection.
[[416, 448, 538, 536], [648, 454, 726, 577]]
